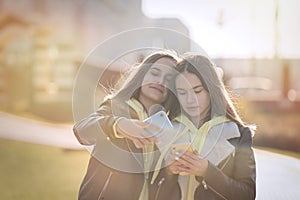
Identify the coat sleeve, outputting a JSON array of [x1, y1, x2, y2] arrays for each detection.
[[73, 99, 126, 145], [198, 127, 256, 200]]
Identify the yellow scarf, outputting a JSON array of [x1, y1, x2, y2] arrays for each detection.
[[151, 115, 229, 200], [127, 98, 154, 200]]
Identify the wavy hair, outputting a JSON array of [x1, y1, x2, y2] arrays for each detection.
[[106, 50, 180, 115], [172, 54, 246, 126]]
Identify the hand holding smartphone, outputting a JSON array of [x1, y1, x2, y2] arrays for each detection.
[[143, 111, 173, 138], [171, 143, 193, 175]]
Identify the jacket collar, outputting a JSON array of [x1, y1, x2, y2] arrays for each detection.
[[201, 121, 240, 165], [126, 98, 148, 120]]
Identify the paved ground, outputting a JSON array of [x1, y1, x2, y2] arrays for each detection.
[[255, 149, 300, 200], [1, 112, 300, 199], [0, 112, 82, 149]]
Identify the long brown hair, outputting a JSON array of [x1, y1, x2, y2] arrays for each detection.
[[172, 54, 245, 127], [107, 50, 180, 114]]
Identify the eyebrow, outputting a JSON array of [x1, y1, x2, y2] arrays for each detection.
[[193, 85, 203, 89], [151, 67, 174, 77], [176, 84, 203, 90]]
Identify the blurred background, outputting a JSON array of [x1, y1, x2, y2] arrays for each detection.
[[0, 0, 299, 199]]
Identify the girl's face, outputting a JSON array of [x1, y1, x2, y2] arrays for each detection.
[[175, 71, 210, 123], [139, 57, 176, 106]]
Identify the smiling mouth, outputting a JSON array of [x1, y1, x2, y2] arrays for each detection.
[[149, 86, 164, 93]]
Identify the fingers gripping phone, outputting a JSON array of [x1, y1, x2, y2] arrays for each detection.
[[143, 111, 173, 137], [171, 143, 193, 154], [171, 143, 193, 175]]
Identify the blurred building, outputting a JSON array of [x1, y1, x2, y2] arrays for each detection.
[[0, 13, 80, 119], [1, 0, 299, 122], [214, 58, 300, 112], [0, 0, 189, 121]]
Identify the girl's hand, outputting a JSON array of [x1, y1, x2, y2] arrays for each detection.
[[116, 118, 159, 148], [176, 150, 208, 176], [166, 150, 189, 175], [166, 152, 185, 174]]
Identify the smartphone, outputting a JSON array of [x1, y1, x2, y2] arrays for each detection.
[[171, 143, 193, 154], [143, 111, 173, 137]]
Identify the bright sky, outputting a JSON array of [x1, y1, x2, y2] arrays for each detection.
[[142, 0, 300, 58]]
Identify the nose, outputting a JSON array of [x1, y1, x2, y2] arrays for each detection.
[[155, 75, 167, 87], [158, 76, 164, 84], [186, 92, 196, 103]]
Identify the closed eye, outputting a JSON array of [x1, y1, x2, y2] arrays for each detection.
[[150, 70, 159, 76], [176, 89, 186, 95], [193, 85, 204, 93]]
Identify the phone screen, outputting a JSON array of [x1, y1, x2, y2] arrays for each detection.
[[143, 111, 173, 137]]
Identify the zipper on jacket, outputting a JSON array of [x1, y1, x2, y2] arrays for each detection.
[[154, 177, 165, 200], [201, 180, 208, 190], [202, 153, 233, 199], [98, 171, 113, 200], [220, 155, 232, 170], [201, 178, 228, 199], [207, 184, 228, 200]]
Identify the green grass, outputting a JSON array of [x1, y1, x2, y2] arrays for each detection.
[[1, 138, 299, 200], [0, 139, 89, 200]]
